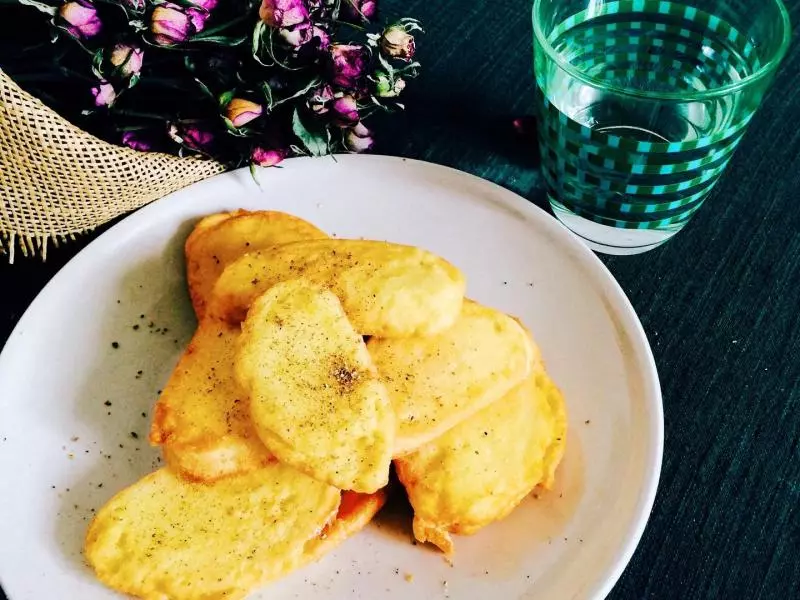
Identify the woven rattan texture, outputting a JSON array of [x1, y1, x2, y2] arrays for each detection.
[[0, 69, 225, 261]]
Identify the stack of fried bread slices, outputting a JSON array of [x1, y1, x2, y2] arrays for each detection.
[[84, 210, 567, 600]]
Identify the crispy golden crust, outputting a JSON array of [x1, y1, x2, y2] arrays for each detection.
[[84, 465, 341, 600], [209, 239, 466, 337], [149, 321, 272, 482], [368, 301, 535, 456], [185, 210, 327, 319], [235, 279, 395, 493], [395, 368, 567, 559]]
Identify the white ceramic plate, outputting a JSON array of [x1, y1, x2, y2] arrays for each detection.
[[0, 156, 662, 600]]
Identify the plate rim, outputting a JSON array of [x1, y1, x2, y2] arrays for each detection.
[[0, 154, 663, 600]]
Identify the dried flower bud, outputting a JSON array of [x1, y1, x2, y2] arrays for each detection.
[[187, 0, 217, 11], [58, 0, 102, 40], [380, 24, 415, 61], [123, 0, 145, 10], [342, 0, 377, 22], [169, 123, 215, 153], [278, 22, 312, 47], [91, 80, 116, 107], [151, 4, 195, 45], [374, 71, 405, 98], [185, 0, 217, 32], [251, 146, 287, 167], [331, 95, 359, 126], [328, 44, 368, 90], [121, 131, 153, 152], [225, 98, 263, 128], [110, 44, 144, 78], [344, 122, 373, 152], [259, 0, 309, 28], [307, 84, 334, 115], [310, 25, 331, 51]]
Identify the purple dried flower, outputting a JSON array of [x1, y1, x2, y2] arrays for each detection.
[[91, 80, 116, 107], [169, 123, 215, 153], [310, 25, 330, 51], [344, 122, 373, 152], [225, 98, 263, 128], [278, 22, 312, 48], [122, 0, 145, 11], [110, 44, 144, 78], [186, 9, 210, 32], [342, 0, 376, 22], [380, 24, 415, 61], [328, 44, 368, 90], [331, 95, 359, 126], [187, 0, 218, 10], [307, 84, 334, 115], [121, 131, 153, 152], [150, 4, 197, 45], [259, 0, 309, 28], [185, 0, 218, 31], [251, 146, 287, 167], [58, 0, 102, 40]]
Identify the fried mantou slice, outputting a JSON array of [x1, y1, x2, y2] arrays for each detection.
[[368, 301, 535, 455], [235, 279, 395, 493], [210, 239, 465, 337], [84, 465, 341, 600], [150, 320, 272, 481], [395, 370, 567, 559], [186, 210, 327, 319]]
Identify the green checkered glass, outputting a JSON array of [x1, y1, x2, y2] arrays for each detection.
[[532, 0, 791, 254]]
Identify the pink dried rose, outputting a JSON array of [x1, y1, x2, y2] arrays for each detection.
[[225, 98, 263, 128], [123, 0, 145, 11], [58, 0, 102, 40], [259, 0, 309, 28], [343, 122, 373, 152], [310, 25, 331, 51], [150, 4, 194, 45], [121, 131, 152, 151], [380, 24, 415, 61], [331, 95, 359, 126], [110, 44, 144, 78], [91, 81, 116, 107], [328, 44, 368, 90], [251, 146, 287, 167], [187, 0, 218, 10], [169, 123, 215, 153], [278, 22, 312, 47], [342, 0, 376, 22], [185, 0, 218, 31]]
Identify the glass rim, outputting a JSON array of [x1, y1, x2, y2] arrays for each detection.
[[532, 0, 792, 101]]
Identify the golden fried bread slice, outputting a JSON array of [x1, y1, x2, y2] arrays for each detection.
[[235, 279, 395, 493], [150, 320, 272, 481], [186, 210, 327, 319], [210, 239, 465, 337], [84, 465, 341, 600], [395, 370, 567, 559], [368, 301, 535, 455], [302, 489, 388, 565]]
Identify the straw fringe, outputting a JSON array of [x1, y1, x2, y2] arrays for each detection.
[[0, 68, 226, 262]]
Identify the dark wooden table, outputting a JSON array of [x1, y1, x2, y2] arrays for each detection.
[[2, 0, 799, 598]]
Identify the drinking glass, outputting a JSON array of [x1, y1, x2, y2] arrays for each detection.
[[532, 0, 791, 254]]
